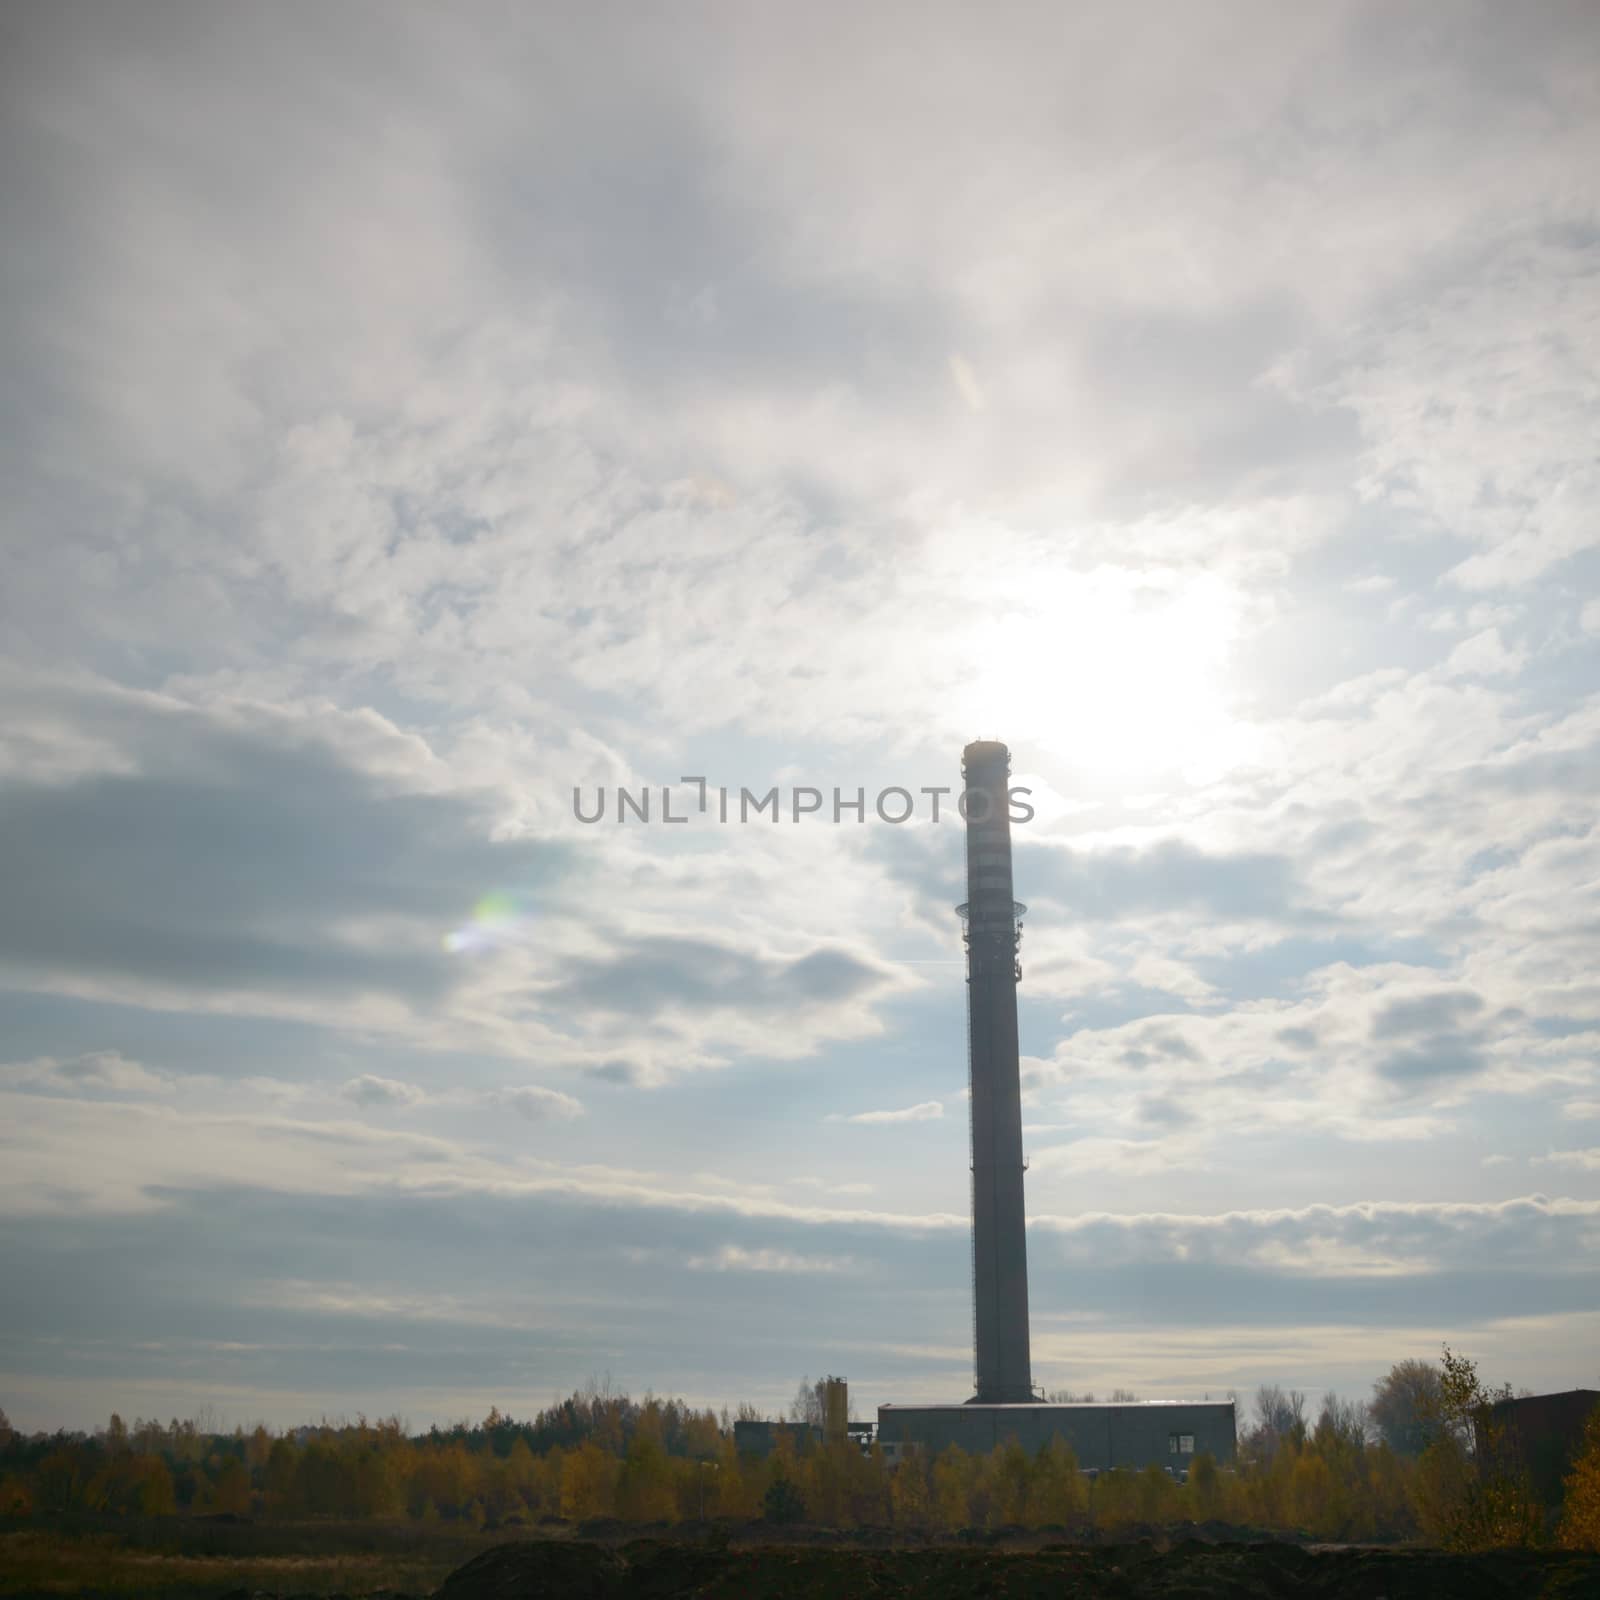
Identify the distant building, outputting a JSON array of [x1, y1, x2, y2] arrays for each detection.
[[1475, 1389, 1600, 1506], [878, 1400, 1236, 1471], [733, 1419, 822, 1458]]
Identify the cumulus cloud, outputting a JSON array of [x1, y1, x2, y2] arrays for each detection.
[[686, 1245, 856, 1274], [3, 0, 1598, 1425], [0, 672, 918, 1080], [0, 672, 561, 1028], [495, 1085, 585, 1122], [830, 1101, 944, 1125], [1031, 1136, 1195, 1177], [1533, 1148, 1600, 1172], [1445, 628, 1527, 678], [1, 1050, 173, 1096], [340, 1075, 426, 1109], [793, 1177, 875, 1196]]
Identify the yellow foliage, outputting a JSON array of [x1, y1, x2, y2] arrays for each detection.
[[0, 1474, 35, 1516], [986, 1438, 1030, 1528], [615, 1431, 676, 1523], [560, 1440, 619, 1521], [1092, 1469, 1143, 1529], [207, 1458, 252, 1516], [1559, 1406, 1600, 1551], [1026, 1436, 1083, 1527], [889, 1458, 932, 1531], [1289, 1451, 1336, 1537], [135, 1458, 176, 1517], [1188, 1452, 1222, 1520], [932, 1445, 971, 1531], [711, 1438, 755, 1519]]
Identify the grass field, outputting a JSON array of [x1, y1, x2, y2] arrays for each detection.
[[0, 1519, 509, 1598]]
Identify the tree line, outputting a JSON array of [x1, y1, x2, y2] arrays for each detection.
[[2, 1349, 1596, 1550]]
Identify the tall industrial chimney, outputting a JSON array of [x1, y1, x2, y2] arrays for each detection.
[[958, 740, 1034, 1404]]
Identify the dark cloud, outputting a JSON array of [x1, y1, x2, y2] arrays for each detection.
[[1368, 987, 1495, 1089], [1120, 1026, 1204, 1071], [1371, 991, 1487, 1040], [542, 936, 891, 1021], [870, 827, 1307, 933], [0, 685, 567, 1011], [582, 1059, 641, 1086], [4, 1182, 1596, 1430], [1136, 1094, 1193, 1129], [865, 823, 964, 929], [1377, 1041, 1489, 1087]]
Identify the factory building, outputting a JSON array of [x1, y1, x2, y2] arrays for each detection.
[[878, 1400, 1238, 1469], [737, 1377, 874, 1457], [733, 1419, 821, 1459], [1475, 1389, 1600, 1507], [877, 742, 1237, 1471]]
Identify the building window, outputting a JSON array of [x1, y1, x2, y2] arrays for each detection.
[[1178, 1434, 1195, 1455]]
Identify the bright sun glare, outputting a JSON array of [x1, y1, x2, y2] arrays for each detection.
[[955, 568, 1253, 784]]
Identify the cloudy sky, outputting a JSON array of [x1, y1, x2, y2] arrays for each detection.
[[3, 1, 1599, 1433]]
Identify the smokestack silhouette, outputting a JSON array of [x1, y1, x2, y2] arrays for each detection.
[[958, 740, 1033, 1403]]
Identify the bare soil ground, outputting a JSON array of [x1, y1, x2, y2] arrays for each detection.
[[437, 1534, 1600, 1598], [6, 1521, 1599, 1598]]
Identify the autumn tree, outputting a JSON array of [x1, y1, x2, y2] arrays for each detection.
[[844, 1440, 890, 1528], [263, 1438, 300, 1515], [493, 1437, 537, 1521], [762, 1473, 806, 1525], [246, 1424, 274, 1474], [1026, 1436, 1084, 1527], [1091, 1468, 1142, 1530], [710, 1436, 753, 1520], [1315, 1392, 1370, 1450], [889, 1456, 932, 1531], [1289, 1449, 1339, 1536], [136, 1457, 177, 1516], [1411, 1344, 1539, 1550], [0, 1473, 34, 1516], [1559, 1402, 1600, 1551], [788, 1376, 825, 1428], [206, 1457, 252, 1516], [932, 1444, 972, 1531], [34, 1449, 83, 1513], [1188, 1451, 1224, 1520], [561, 1439, 619, 1521], [1371, 1359, 1446, 1457], [802, 1443, 851, 1527], [1246, 1385, 1308, 1460], [615, 1430, 675, 1523], [986, 1437, 1030, 1528]]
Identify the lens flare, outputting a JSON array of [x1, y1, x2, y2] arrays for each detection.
[[443, 890, 533, 954]]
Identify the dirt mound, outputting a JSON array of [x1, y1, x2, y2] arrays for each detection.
[[433, 1536, 1600, 1598], [435, 1540, 626, 1599]]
